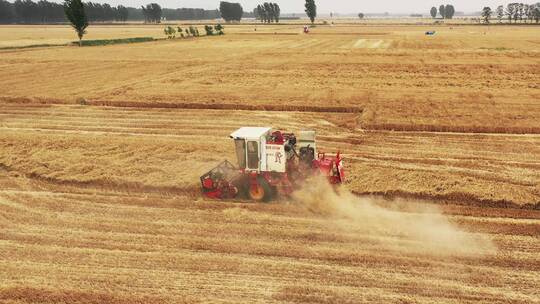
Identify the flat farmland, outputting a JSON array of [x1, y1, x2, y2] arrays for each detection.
[[0, 104, 539, 303], [0, 23, 539, 303], [0, 24, 164, 48], [0, 104, 539, 207], [1, 24, 539, 132]]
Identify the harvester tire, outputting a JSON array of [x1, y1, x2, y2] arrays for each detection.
[[247, 177, 274, 202]]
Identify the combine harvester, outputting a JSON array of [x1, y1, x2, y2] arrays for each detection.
[[200, 127, 345, 202]]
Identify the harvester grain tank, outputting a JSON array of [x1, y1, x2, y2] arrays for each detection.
[[200, 127, 344, 202]]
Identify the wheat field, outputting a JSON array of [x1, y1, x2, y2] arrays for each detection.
[[1, 24, 538, 133], [0, 22, 539, 303]]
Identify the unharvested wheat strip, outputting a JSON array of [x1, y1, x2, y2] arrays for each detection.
[[0, 114, 336, 131]]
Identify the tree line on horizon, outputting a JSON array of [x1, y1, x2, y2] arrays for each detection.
[[481, 3, 540, 23], [0, 0, 222, 24]]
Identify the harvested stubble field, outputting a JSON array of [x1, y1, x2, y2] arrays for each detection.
[[1, 24, 539, 132], [0, 22, 539, 303]]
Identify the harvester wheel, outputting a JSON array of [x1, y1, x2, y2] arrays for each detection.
[[248, 177, 273, 202]]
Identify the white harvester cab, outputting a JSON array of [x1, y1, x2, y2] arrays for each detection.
[[229, 127, 316, 173]]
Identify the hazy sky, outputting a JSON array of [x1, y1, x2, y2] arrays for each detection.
[[49, 0, 539, 14]]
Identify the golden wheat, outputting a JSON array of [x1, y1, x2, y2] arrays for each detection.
[[0, 21, 539, 304]]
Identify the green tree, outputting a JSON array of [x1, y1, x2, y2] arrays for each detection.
[[512, 3, 519, 22], [524, 4, 530, 23], [358, 13, 364, 19], [496, 5, 504, 23], [253, 6, 259, 21], [273, 3, 280, 22], [305, 0, 316, 23], [0, 0, 15, 23], [116, 5, 128, 22], [481, 7, 492, 23], [256, 4, 266, 22], [506, 3, 515, 23], [534, 4, 540, 23], [268, 2, 275, 22], [263, 2, 271, 23], [204, 25, 214, 35], [164, 26, 175, 38], [444, 5, 455, 19], [219, 1, 243, 22], [439, 4, 445, 18], [141, 3, 161, 23], [215, 23, 224, 35], [189, 25, 198, 36], [517, 3, 524, 22], [430, 7, 437, 18], [63, 0, 88, 46]]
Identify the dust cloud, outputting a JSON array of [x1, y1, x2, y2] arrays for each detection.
[[293, 177, 496, 256]]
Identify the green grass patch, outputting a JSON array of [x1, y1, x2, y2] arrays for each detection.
[[76, 37, 155, 46], [0, 43, 66, 50]]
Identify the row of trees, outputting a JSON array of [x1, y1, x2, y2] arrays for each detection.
[[430, 5, 456, 19], [0, 0, 67, 23], [0, 0, 223, 24], [499, 3, 539, 23], [164, 24, 226, 39], [162, 8, 220, 21], [219, 1, 243, 22], [254, 3, 281, 23], [0, 0, 128, 23], [204, 24, 224, 35], [143, 5, 223, 23], [482, 3, 540, 23], [86, 2, 127, 22], [141, 3, 161, 23]]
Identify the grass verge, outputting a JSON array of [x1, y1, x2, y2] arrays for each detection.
[[0, 43, 66, 50], [0, 37, 156, 50], [75, 37, 155, 46]]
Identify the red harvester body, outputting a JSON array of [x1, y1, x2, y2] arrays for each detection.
[[200, 127, 344, 202]]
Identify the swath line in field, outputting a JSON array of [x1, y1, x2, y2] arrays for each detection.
[[235, 33, 300, 36], [0, 97, 362, 114], [310, 32, 390, 36], [364, 122, 540, 135], [91, 100, 362, 113]]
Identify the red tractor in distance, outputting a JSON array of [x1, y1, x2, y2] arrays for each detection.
[[200, 127, 345, 202]]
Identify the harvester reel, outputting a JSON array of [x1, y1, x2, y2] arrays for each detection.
[[200, 160, 240, 200]]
